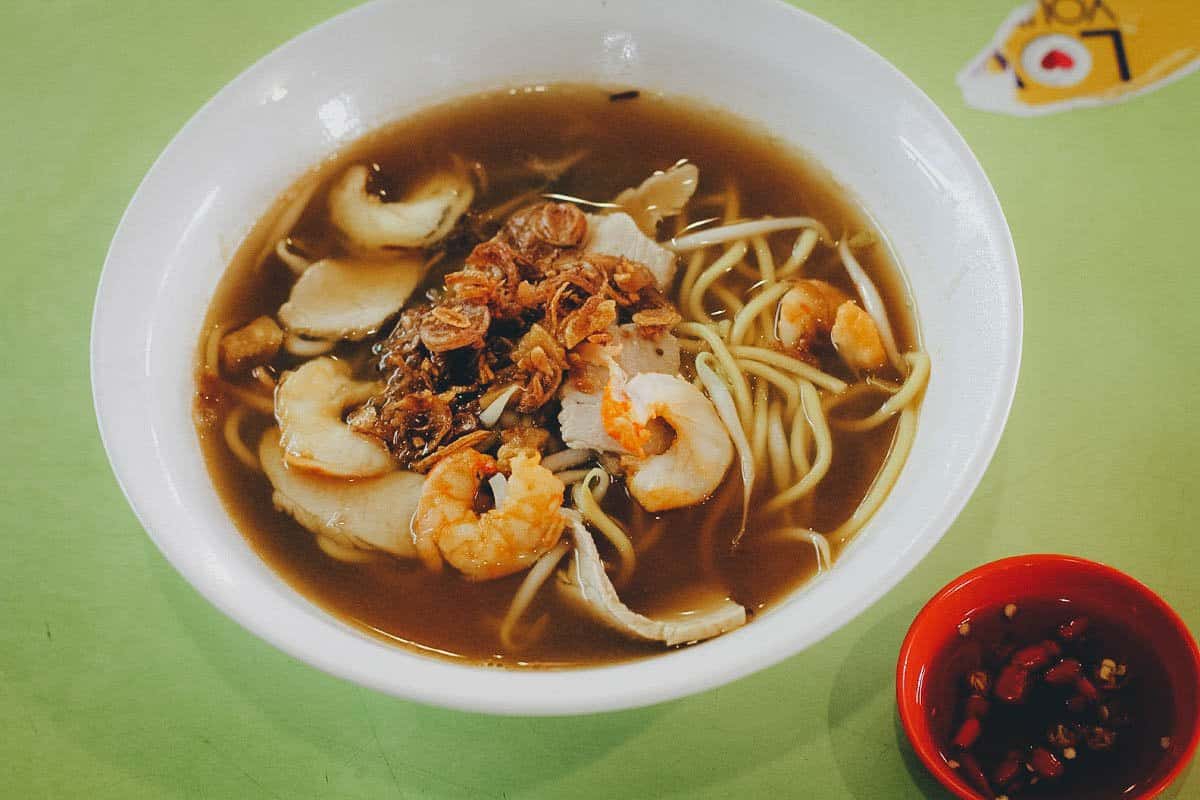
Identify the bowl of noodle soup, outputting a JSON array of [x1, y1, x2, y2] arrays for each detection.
[[92, 0, 1021, 713]]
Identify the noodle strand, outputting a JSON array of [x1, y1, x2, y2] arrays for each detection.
[[764, 382, 832, 514], [789, 402, 811, 474], [695, 352, 755, 545], [671, 217, 832, 252], [678, 250, 708, 310], [839, 238, 904, 373], [738, 359, 801, 419], [253, 174, 321, 270], [831, 352, 930, 432], [751, 235, 776, 285], [554, 468, 593, 486], [222, 404, 261, 471], [766, 400, 793, 492], [777, 228, 820, 278], [751, 379, 770, 468], [821, 381, 888, 413], [203, 324, 228, 379], [832, 405, 918, 545], [709, 283, 745, 319], [676, 321, 753, 424], [687, 241, 749, 323], [572, 469, 636, 587], [729, 345, 848, 394], [729, 281, 790, 346], [772, 528, 832, 574], [867, 376, 903, 394], [542, 448, 594, 473], [499, 539, 571, 650], [722, 180, 741, 223]]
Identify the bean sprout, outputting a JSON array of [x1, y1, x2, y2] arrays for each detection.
[[671, 216, 832, 252]]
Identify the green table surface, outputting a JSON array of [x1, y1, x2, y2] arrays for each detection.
[[4, 0, 1199, 797]]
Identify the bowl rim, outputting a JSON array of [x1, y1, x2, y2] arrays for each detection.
[[91, 0, 1024, 715], [896, 553, 1200, 800]]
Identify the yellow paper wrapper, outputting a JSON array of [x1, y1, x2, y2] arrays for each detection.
[[958, 0, 1199, 115]]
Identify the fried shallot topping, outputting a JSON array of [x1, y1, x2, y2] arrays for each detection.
[[364, 201, 682, 468], [419, 301, 491, 352], [506, 324, 569, 412], [499, 201, 588, 270]]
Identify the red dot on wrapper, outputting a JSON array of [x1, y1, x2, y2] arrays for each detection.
[[1041, 50, 1075, 70]]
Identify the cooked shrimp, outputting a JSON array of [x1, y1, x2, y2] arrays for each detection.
[[412, 448, 567, 581], [600, 367, 733, 511], [830, 301, 885, 372], [776, 279, 847, 350], [777, 279, 886, 371]]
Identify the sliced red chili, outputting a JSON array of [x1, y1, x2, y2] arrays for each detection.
[[1075, 676, 1100, 702], [1030, 746, 1065, 779], [952, 717, 983, 749], [994, 663, 1031, 703], [1011, 640, 1062, 669], [991, 754, 1023, 787], [1044, 658, 1083, 686]]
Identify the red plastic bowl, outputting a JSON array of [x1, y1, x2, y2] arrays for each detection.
[[897, 555, 1200, 799]]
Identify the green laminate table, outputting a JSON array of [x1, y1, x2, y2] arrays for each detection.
[[3, 1, 1198, 797]]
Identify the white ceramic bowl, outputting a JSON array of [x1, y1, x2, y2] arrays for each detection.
[[92, 0, 1021, 715]]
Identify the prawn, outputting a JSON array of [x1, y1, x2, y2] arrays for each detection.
[[412, 448, 566, 581], [776, 279, 886, 372], [600, 365, 733, 511]]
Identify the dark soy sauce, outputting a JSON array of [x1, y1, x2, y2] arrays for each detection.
[[929, 599, 1176, 798]]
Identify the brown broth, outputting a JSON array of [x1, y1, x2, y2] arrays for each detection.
[[194, 84, 920, 667]]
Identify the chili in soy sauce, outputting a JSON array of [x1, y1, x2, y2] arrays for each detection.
[[928, 600, 1175, 799]]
